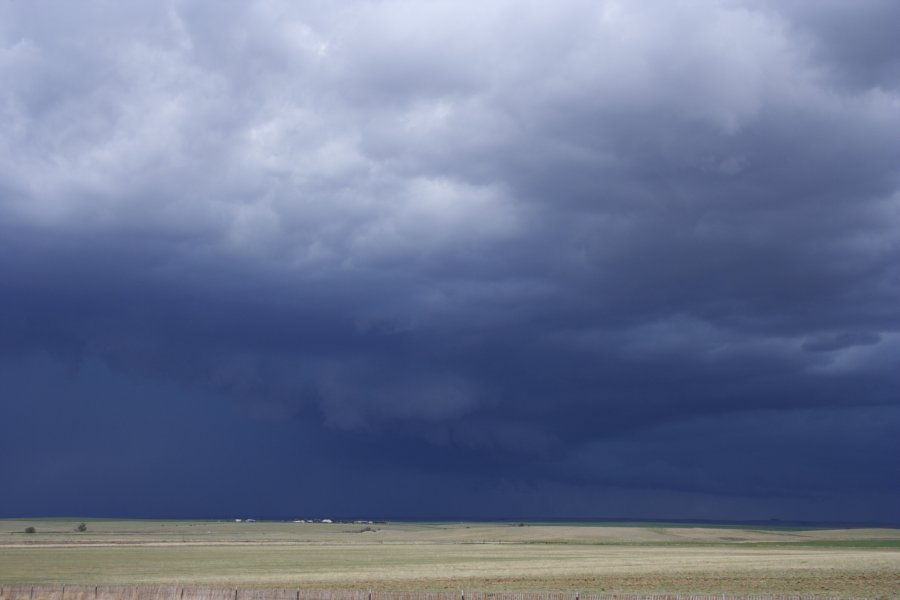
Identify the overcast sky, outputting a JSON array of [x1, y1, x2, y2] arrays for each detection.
[[2, 0, 899, 522]]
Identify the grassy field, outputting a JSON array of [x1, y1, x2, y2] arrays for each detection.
[[1, 520, 898, 598]]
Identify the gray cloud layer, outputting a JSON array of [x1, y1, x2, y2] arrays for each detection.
[[2, 0, 899, 519]]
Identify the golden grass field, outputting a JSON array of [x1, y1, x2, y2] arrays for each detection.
[[1, 520, 898, 598]]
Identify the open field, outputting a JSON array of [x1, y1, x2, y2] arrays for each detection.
[[1, 521, 898, 598]]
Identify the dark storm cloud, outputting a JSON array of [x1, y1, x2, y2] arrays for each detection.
[[772, 0, 900, 90], [2, 0, 899, 520]]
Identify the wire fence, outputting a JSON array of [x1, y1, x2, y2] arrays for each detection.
[[0, 586, 869, 600]]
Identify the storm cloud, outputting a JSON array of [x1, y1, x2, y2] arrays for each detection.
[[1, 0, 899, 521]]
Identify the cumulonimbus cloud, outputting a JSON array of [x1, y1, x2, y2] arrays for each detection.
[[1, 0, 899, 513]]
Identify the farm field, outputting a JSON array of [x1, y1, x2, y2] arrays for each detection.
[[1, 520, 898, 598]]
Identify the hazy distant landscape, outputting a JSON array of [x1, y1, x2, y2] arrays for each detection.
[[2, 520, 898, 598]]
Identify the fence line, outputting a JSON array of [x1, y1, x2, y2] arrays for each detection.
[[0, 586, 868, 600]]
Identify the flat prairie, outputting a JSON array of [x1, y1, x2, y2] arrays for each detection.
[[1, 520, 898, 598]]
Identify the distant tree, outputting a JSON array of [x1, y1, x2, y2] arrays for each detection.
[[76, 522, 87, 532], [24, 527, 36, 534]]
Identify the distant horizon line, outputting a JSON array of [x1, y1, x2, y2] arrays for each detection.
[[4, 515, 899, 528]]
